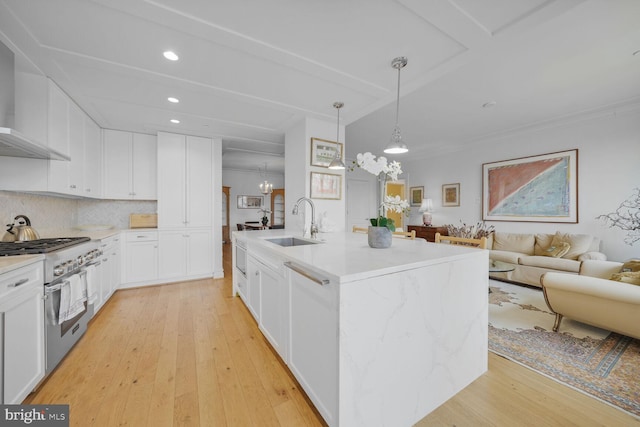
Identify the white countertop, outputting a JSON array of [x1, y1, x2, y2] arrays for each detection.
[[235, 229, 488, 283], [0, 254, 44, 275]]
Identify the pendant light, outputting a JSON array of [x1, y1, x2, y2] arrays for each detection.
[[328, 101, 346, 170], [384, 56, 409, 154], [259, 163, 273, 194]]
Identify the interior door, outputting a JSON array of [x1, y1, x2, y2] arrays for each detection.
[[385, 180, 406, 230]]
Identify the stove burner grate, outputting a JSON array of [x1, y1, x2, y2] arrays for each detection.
[[0, 237, 91, 256]]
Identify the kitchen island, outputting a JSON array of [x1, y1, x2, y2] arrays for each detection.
[[232, 229, 488, 427]]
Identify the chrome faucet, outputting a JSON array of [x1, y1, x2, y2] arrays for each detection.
[[292, 197, 318, 239]]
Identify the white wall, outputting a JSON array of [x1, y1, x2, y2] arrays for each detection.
[[399, 107, 640, 262], [285, 117, 346, 235], [222, 168, 284, 231]]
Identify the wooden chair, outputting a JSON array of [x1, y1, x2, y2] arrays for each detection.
[[392, 230, 416, 240], [352, 226, 368, 234], [434, 232, 487, 249]]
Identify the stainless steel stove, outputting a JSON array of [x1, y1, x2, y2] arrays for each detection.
[[0, 237, 92, 256]]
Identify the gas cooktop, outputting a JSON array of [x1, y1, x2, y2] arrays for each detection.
[[0, 237, 91, 256]]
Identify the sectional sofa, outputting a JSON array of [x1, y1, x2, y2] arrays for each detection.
[[488, 231, 606, 288]]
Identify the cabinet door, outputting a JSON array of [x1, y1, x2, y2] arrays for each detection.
[[186, 136, 212, 228], [67, 102, 85, 195], [246, 257, 261, 320], [47, 81, 70, 155], [186, 229, 212, 276], [83, 116, 102, 198], [288, 269, 338, 425], [158, 231, 187, 279], [132, 133, 157, 199], [124, 241, 158, 283], [157, 133, 187, 227], [259, 265, 285, 359], [103, 129, 133, 199], [0, 285, 45, 404]]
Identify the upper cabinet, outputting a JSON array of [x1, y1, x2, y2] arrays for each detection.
[[157, 132, 213, 228], [103, 129, 157, 200], [0, 75, 102, 197]]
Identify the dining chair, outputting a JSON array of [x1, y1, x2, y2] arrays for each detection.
[[392, 230, 416, 240], [352, 226, 368, 234], [434, 232, 487, 249]]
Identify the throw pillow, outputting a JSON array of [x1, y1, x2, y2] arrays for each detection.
[[549, 232, 593, 260], [542, 242, 571, 258], [620, 259, 640, 272], [610, 271, 640, 286]]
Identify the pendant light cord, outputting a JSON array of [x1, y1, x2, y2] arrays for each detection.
[[394, 65, 401, 126]]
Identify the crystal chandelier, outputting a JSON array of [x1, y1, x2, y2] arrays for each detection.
[[384, 56, 409, 154]]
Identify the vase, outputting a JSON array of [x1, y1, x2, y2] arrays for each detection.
[[261, 217, 268, 226], [368, 226, 392, 248]]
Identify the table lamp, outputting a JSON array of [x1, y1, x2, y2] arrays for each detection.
[[419, 198, 433, 226]]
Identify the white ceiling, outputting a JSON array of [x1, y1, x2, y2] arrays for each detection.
[[1, 0, 639, 172]]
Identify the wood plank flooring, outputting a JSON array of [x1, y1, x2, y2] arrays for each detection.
[[24, 244, 640, 426]]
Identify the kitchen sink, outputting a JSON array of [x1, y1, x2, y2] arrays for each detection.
[[265, 237, 321, 247]]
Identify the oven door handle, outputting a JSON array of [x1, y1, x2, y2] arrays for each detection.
[[45, 279, 70, 295]]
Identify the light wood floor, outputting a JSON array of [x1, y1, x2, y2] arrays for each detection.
[[25, 245, 640, 426]]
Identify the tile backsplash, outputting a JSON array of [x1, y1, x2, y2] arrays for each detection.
[[0, 191, 157, 231]]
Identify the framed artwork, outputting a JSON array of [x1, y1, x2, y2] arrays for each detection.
[[237, 195, 264, 209], [482, 149, 578, 223], [310, 172, 342, 200], [310, 137, 344, 167], [442, 183, 460, 207], [409, 186, 424, 207]]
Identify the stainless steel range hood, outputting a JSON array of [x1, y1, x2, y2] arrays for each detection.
[[0, 127, 70, 160]]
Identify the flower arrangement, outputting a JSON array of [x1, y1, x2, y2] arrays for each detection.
[[445, 221, 495, 239], [352, 152, 410, 231]]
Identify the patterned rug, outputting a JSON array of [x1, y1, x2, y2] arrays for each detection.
[[488, 280, 640, 418]]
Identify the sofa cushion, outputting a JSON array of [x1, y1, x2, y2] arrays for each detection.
[[610, 271, 640, 285], [533, 233, 554, 255], [490, 250, 523, 264], [519, 255, 581, 273], [492, 232, 535, 255], [550, 232, 594, 260], [542, 242, 571, 258]]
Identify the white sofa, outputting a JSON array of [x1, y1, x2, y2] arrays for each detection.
[[541, 260, 640, 339], [488, 231, 606, 288]]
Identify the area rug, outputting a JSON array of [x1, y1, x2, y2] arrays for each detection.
[[488, 280, 640, 418]]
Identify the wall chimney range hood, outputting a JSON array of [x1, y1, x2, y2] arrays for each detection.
[[0, 127, 70, 160]]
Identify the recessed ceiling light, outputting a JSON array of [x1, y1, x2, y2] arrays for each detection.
[[167, 97, 180, 103], [163, 51, 179, 61], [170, 119, 180, 124], [482, 101, 497, 108]]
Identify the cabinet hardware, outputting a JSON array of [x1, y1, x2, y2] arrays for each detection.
[[69, 184, 76, 189], [8, 278, 29, 288], [284, 262, 329, 285]]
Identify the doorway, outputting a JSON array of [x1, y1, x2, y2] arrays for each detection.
[[385, 180, 406, 230]]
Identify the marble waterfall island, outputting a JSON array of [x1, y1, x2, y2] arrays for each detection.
[[232, 229, 488, 426]]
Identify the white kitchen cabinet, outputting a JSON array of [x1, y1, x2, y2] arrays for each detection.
[[97, 235, 121, 306], [157, 132, 213, 228], [47, 80, 71, 156], [83, 116, 102, 197], [123, 231, 158, 285], [288, 266, 338, 425], [48, 101, 84, 195], [246, 257, 261, 320], [103, 130, 157, 200], [0, 261, 45, 404], [158, 229, 212, 281]]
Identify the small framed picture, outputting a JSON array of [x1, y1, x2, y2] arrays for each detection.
[[310, 172, 342, 200], [409, 186, 424, 207], [442, 183, 460, 207], [237, 195, 264, 209], [310, 137, 343, 167]]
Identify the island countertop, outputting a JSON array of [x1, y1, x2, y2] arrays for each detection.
[[234, 229, 487, 283]]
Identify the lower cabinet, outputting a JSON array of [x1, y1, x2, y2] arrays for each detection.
[[287, 267, 338, 425], [0, 262, 45, 404], [96, 235, 121, 312], [158, 229, 212, 281], [123, 231, 158, 285]]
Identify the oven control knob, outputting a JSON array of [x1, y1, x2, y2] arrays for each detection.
[[54, 265, 65, 276], [86, 252, 95, 261], [77, 255, 84, 266]]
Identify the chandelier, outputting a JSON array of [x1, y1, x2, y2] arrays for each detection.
[[259, 163, 273, 194]]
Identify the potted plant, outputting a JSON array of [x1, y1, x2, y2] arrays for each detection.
[[259, 208, 271, 227], [351, 152, 410, 248]]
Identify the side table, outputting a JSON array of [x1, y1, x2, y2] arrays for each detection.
[[407, 225, 448, 242]]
